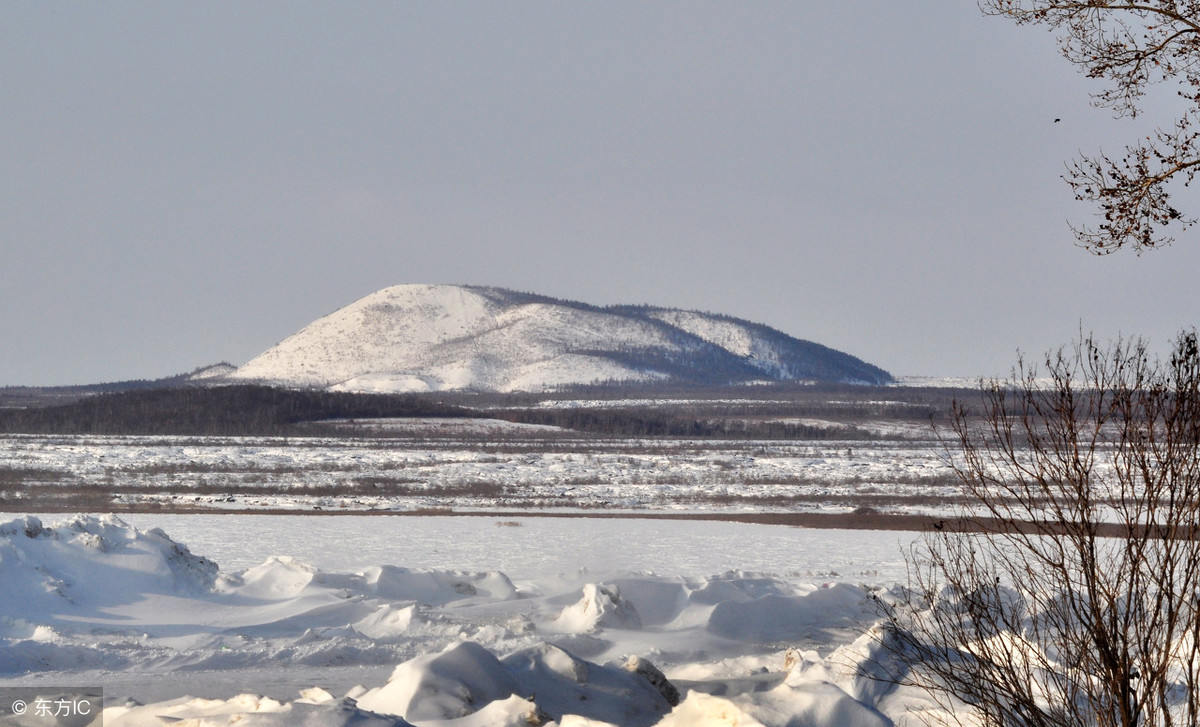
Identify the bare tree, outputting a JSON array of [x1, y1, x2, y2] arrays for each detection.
[[982, 1, 1200, 253], [874, 331, 1200, 726]]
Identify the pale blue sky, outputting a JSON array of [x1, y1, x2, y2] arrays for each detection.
[[3, 2, 1198, 385]]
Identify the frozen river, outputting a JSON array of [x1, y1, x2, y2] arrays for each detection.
[[114, 512, 918, 583]]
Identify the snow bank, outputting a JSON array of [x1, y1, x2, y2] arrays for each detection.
[[0, 515, 531, 676], [0, 515, 937, 727]]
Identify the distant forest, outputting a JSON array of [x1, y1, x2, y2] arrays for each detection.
[[0, 385, 474, 436], [0, 381, 966, 440], [501, 407, 888, 440]]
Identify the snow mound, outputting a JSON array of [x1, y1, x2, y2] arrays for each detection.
[[357, 639, 676, 726], [688, 573, 798, 605], [364, 565, 518, 605], [0, 515, 217, 622], [750, 678, 892, 727], [605, 577, 690, 626], [502, 644, 676, 725], [552, 583, 643, 633], [350, 604, 419, 640], [656, 692, 767, 726], [706, 583, 873, 644], [232, 556, 322, 597], [356, 640, 520, 722], [416, 694, 547, 727]]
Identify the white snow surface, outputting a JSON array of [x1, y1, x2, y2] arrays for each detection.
[[0, 513, 951, 727], [227, 284, 877, 392]]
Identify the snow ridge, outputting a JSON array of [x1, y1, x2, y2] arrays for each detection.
[[228, 284, 891, 393]]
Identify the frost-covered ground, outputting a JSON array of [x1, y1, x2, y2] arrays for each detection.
[[0, 513, 942, 727], [0, 426, 955, 515]]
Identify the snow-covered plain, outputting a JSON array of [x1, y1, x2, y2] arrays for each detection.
[[0, 426, 954, 515], [0, 513, 939, 727]]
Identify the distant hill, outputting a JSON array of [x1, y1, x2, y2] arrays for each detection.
[[0, 364, 237, 409], [226, 284, 891, 392]]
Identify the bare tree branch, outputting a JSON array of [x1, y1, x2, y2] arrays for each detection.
[[981, 1, 1200, 251]]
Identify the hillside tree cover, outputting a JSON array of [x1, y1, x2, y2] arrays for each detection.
[[984, 0, 1200, 252]]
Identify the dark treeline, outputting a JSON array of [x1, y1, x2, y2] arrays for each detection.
[[458, 381, 968, 416], [0, 381, 972, 439], [502, 408, 887, 440], [0, 385, 477, 436], [1, 375, 195, 410]]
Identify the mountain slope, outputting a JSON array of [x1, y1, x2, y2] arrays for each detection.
[[228, 285, 891, 392]]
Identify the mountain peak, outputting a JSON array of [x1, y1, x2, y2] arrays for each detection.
[[228, 285, 891, 392]]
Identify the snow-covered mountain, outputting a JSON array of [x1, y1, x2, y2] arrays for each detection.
[[227, 284, 891, 393]]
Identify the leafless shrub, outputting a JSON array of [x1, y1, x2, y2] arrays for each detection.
[[873, 331, 1200, 726]]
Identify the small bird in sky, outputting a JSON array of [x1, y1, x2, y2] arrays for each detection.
[[1054, 118, 1061, 123]]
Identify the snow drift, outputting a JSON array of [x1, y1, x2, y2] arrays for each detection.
[[0, 514, 946, 726]]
